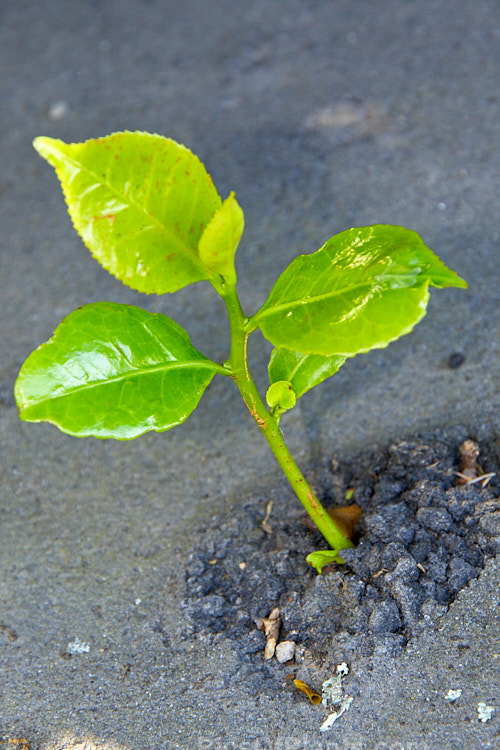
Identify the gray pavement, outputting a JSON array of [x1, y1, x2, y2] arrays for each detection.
[[1, 1, 499, 748]]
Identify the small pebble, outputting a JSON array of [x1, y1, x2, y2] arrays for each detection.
[[198, 594, 227, 618], [275, 640, 296, 663], [67, 639, 90, 654]]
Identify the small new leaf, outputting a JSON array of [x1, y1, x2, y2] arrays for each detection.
[[306, 549, 345, 573], [34, 132, 222, 294], [250, 225, 467, 356], [198, 191, 244, 285], [266, 380, 296, 414], [269, 348, 347, 399], [15, 303, 222, 439]]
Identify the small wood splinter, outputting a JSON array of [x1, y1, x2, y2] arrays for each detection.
[[259, 606, 281, 660], [260, 500, 274, 535]]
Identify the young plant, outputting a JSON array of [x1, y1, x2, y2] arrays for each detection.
[[15, 132, 467, 569]]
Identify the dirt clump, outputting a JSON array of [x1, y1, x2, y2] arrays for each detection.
[[182, 434, 499, 663]]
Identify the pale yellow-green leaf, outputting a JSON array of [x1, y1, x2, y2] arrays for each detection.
[[34, 132, 222, 294], [198, 191, 244, 285]]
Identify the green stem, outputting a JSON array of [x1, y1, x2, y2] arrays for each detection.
[[220, 282, 353, 553]]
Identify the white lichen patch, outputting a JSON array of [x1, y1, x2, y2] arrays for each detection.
[[320, 662, 353, 732], [477, 702, 495, 722], [445, 689, 462, 701], [67, 638, 90, 654], [322, 675, 344, 707], [336, 662, 349, 677]]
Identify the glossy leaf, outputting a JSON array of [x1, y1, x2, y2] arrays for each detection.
[[15, 303, 221, 439], [250, 225, 467, 356], [198, 191, 244, 285], [268, 348, 347, 399], [34, 132, 222, 294]]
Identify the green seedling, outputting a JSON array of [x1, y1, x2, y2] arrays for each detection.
[[15, 132, 467, 568]]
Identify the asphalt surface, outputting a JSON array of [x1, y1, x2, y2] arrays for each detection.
[[1, 1, 499, 748]]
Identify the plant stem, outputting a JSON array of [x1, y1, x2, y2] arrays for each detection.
[[220, 282, 353, 553]]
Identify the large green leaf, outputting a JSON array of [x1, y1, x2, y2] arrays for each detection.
[[34, 132, 222, 294], [250, 225, 467, 356], [198, 191, 244, 285], [268, 348, 347, 399], [15, 303, 222, 439]]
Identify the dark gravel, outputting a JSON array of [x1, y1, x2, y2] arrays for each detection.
[[182, 434, 499, 665]]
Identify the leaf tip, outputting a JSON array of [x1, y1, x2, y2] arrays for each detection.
[[32, 135, 44, 150], [33, 135, 62, 163], [430, 267, 468, 290]]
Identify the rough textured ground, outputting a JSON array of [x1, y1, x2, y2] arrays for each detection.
[[183, 434, 500, 669], [1, 0, 499, 748]]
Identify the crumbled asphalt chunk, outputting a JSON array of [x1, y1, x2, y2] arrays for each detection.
[[416, 506, 454, 532], [369, 599, 402, 633], [385, 555, 420, 584], [448, 556, 477, 594], [240, 630, 267, 655], [182, 435, 499, 664], [373, 478, 407, 503]]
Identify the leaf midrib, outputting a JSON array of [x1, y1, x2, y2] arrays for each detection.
[[59, 148, 212, 278], [23, 358, 223, 408], [254, 273, 421, 324]]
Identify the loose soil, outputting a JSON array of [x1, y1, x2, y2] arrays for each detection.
[[182, 433, 499, 670]]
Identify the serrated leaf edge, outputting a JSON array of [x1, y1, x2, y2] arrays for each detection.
[[34, 132, 221, 292]]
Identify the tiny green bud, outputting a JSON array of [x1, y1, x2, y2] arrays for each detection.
[[266, 380, 296, 412]]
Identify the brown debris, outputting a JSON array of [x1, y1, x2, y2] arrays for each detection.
[[303, 502, 361, 540], [372, 568, 389, 579], [260, 500, 274, 535], [293, 678, 322, 705], [457, 439, 480, 483], [456, 439, 495, 488], [327, 503, 362, 540], [258, 606, 281, 660], [0, 621, 18, 642], [1, 740, 30, 750]]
